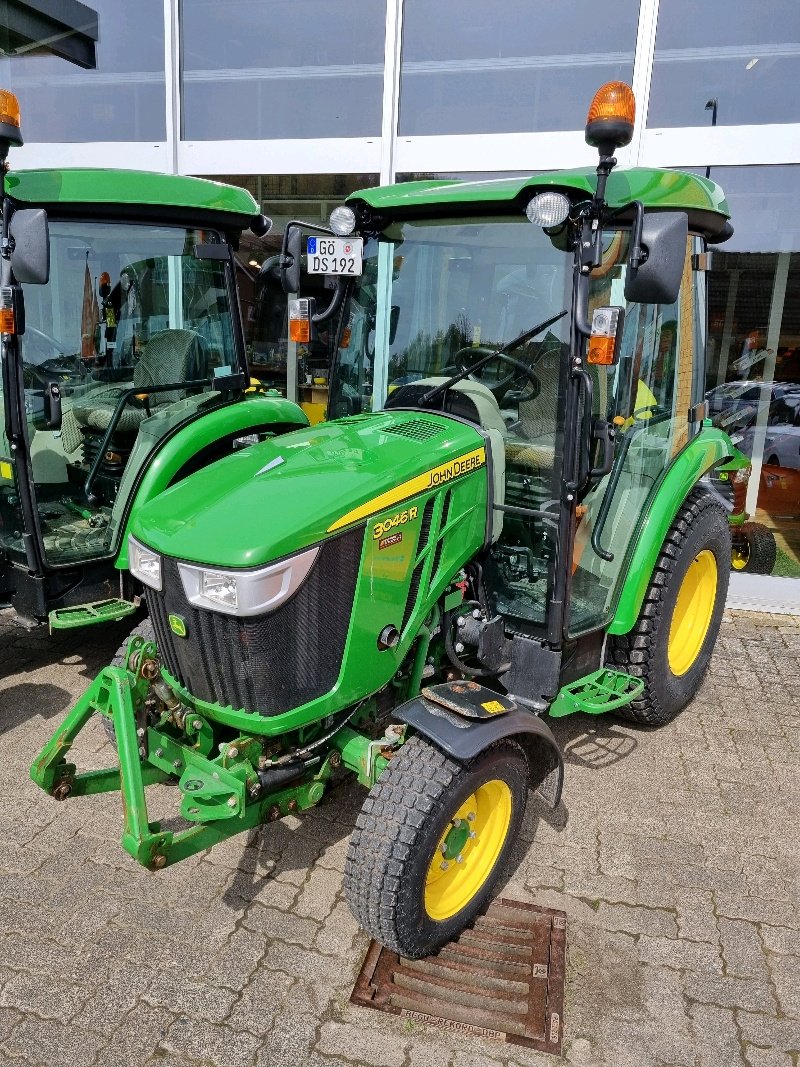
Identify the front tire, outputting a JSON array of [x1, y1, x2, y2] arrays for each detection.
[[608, 489, 730, 726], [344, 735, 528, 959]]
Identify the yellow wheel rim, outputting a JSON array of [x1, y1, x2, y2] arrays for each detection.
[[731, 543, 749, 570], [424, 779, 512, 922], [667, 549, 718, 677]]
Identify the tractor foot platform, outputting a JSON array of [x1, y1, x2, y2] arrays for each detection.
[[548, 669, 643, 717], [49, 598, 139, 631]]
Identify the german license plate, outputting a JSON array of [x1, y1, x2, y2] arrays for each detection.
[[306, 236, 363, 275]]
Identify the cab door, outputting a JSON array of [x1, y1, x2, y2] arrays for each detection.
[[567, 234, 704, 637]]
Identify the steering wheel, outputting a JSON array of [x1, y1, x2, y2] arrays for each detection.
[[451, 344, 542, 405]]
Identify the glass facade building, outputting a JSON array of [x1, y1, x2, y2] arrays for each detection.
[[2, 0, 799, 607]]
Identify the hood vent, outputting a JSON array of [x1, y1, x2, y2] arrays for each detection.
[[383, 419, 443, 442]]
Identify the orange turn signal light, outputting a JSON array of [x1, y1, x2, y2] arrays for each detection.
[[585, 82, 635, 151], [587, 306, 624, 366], [289, 297, 311, 344], [289, 319, 310, 343], [0, 288, 16, 334]]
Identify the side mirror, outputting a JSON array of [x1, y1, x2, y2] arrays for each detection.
[[9, 208, 49, 284], [624, 210, 687, 305], [281, 225, 302, 294]]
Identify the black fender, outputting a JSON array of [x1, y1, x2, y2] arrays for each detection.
[[394, 695, 564, 810]]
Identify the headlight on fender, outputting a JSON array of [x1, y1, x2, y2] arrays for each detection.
[[129, 536, 162, 591], [177, 545, 319, 617]]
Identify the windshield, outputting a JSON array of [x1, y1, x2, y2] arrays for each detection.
[[21, 220, 237, 382], [329, 216, 573, 419], [1, 219, 239, 568]]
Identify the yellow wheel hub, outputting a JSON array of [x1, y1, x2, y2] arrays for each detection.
[[667, 549, 718, 677], [424, 778, 512, 922], [731, 542, 749, 570]]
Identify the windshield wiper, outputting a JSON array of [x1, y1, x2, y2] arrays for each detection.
[[420, 309, 568, 406]]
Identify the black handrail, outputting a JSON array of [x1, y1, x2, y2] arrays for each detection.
[[83, 377, 213, 505]]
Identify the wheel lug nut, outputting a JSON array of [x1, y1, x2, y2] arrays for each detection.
[[456, 854, 464, 863], [467, 812, 476, 822], [439, 842, 447, 854], [468, 830, 477, 839], [440, 860, 449, 871], [452, 818, 462, 828]]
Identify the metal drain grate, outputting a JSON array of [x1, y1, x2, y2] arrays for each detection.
[[351, 899, 566, 1054]]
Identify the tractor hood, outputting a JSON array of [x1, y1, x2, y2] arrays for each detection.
[[131, 410, 486, 568]]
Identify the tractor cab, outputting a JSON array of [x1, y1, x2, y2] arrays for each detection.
[[283, 84, 732, 658], [0, 90, 307, 628]]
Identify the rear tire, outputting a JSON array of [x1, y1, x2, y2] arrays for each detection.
[[101, 618, 156, 744], [731, 521, 776, 575], [344, 735, 528, 959], [608, 489, 729, 726]]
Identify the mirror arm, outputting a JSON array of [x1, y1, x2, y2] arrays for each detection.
[[280, 219, 337, 273], [311, 276, 347, 325]]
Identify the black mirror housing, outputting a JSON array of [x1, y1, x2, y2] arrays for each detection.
[[9, 208, 49, 285], [624, 211, 687, 305], [281, 226, 302, 294]]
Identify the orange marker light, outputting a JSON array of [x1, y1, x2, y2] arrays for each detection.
[[0, 288, 15, 334], [585, 82, 635, 151], [289, 298, 311, 344], [587, 306, 623, 366]]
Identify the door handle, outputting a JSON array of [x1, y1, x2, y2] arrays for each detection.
[[588, 416, 615, 483]]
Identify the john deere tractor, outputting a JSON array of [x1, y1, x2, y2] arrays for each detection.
[[0, 89, 307, 633], [33, 83, 737, 958]]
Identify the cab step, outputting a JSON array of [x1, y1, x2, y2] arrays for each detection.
[[548, 668, 644, 718], [49, 598, 139, 631]]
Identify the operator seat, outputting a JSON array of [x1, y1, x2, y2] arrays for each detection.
[[72, 328, 209, 434], [505, 352, 561, 472], [385, 377, 506, 541]]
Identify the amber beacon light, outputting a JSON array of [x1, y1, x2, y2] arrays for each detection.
[[585, 81, 635, 155], [0, 89, 23, 150]]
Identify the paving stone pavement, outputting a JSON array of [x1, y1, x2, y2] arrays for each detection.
[[0, 608, 798, 1067]]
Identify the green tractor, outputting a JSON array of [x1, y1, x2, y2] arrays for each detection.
[[33, 83, 737, 958], [0, 89, 307, 633]]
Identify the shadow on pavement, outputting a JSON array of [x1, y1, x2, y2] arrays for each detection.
[[550, 712, 638, 771], [0, 679, 74, 733]]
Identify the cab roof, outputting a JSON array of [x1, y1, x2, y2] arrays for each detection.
[[4, 168, 258, 229], [348, 167, 730, 239]]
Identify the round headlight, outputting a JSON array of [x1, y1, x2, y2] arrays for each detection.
[[525, 191, 571, 228], [329, 205, 356, 236]]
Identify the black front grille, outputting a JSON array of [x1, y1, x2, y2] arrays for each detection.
[[149, 526, 364, 716]]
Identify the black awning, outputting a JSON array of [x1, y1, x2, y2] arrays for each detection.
[[0, 0, 98, 70]]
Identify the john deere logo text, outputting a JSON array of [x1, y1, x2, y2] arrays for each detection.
[[424, 448, 485, 489], [168, 614, 187, 638]]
